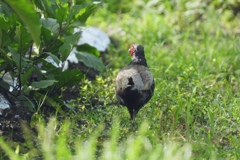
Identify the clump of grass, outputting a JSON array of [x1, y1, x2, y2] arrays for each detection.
[[0, 118, 194, 160]]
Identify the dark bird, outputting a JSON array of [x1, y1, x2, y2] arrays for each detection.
[[116, 44, 155, 121]]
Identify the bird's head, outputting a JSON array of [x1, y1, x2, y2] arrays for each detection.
[[128, 44, 146, 65], [129, 44, 144, 57]]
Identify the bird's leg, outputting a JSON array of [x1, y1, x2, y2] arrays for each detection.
[[132, 109, 139, 121], [127, 107, 134, 121], [127, 107, 140, 128], [117, 100, 121, 107], [131, 110, 140, 129], [131, 109, 139, 126]]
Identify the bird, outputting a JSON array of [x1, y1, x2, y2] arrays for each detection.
[[116, 44, 155, 121]]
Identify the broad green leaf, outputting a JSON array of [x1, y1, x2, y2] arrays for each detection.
[[67, 5, 82, 21], [59, 32, 81, 61], [0, 2, 12, 16], [8, 46, 28, 70], [41, 18, 59, 34], [48, 39, 63, 55], [31, 80, 58, 89], [0, 17, 10, 30], [46, 52, 61, 66], [76, 43, 100, 57], [0, 3, 17, 30], [32, 0, 54, 17], [40, 26, 52, 46], [0, 29, 12, 48], [54, 69, 83, 88], [55, 3, 68, 23], [68, 21, 83, 28], [8, 46, 20, 69], [75, 52, 105, 72], [15, 25, 32, 54], [21, 66, 36, 86], [67, 4, 93, 23], [3, 0, 40, 46], [40, 58, 62, 74], [0, 15, 17, 31], [21, 65, 45, 86], [0, 52, 15, 72], [77, 3, 97, 23]]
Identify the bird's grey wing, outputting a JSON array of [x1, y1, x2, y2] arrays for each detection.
[[133, 65, 154, 91]]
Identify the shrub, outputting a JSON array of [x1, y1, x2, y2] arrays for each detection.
[[0, 0, 103, 112]]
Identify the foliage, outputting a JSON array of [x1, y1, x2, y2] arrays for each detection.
[[0, 0, 103, 111]]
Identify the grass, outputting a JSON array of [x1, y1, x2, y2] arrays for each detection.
[[1, 0, 240, 159]]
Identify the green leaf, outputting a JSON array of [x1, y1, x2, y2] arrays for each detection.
[[75, 52, 105, 72], [46, 52, 61, 66], [8, 46, 20, 68], [40, 26, 52, 46], [0, 2, 12, 16], [67, 4, 94, 23], [67, 5, 82, 21], [76, 43, 100, 57], [0, 29, 12, 48], [21, 65, 45, 87], [41, 18, 59, 34], [59, 32, 81, 61], [3, 0, 41, 46], [77, 3, 97, 23], [0, 3, 18, 30], [55, 3, 69, 23], [21, 66, 36, 86], [0, 51, 15, 72], [32, 0, 55, 17], [31, 80, 58, 89], [15, 25, 32, 54], [48, 39, 63, 55], [8, 46, 28, 70], [54, 69, 83, 88]]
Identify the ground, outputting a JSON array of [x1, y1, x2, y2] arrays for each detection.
[[0, 105, 33, 143]]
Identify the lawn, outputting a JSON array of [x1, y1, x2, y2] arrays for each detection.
[[1, 0, 240, 159]]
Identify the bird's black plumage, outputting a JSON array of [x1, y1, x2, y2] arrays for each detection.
[[116, 44, 155, 121]]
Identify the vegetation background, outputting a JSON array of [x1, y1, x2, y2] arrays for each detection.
[[0, 0, 240, 159]]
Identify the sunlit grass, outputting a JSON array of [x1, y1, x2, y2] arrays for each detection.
[[87, 0, 240, 159]]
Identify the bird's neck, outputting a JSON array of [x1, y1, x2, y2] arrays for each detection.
[[130, 55, 147, 66]]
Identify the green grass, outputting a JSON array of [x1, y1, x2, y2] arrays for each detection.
[[1, 0, 240, 159]]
